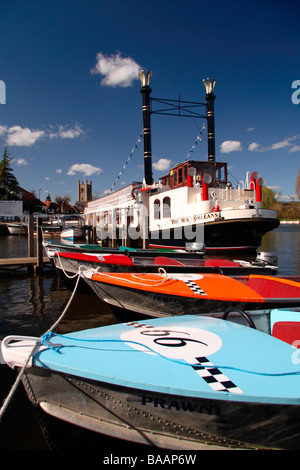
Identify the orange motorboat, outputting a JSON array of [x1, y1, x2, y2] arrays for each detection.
[[82, 270, 300, 317]]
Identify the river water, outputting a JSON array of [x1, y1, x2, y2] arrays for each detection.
[[0, 224, 299, 451], [259, 224, 300, 276]]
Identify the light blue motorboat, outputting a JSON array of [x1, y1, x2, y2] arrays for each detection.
[[2, 310, 300, 450]]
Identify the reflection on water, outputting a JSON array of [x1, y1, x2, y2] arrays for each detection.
[[0, 274, 65, 337], [259, 225, 300, 276], [0, 235, 36, 258], [0, 272, 121, 340]]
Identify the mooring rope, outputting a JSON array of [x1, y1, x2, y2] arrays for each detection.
[[0, 267, 83, 422], [93, 266, 170, 287], [56, 251, 82, 279]]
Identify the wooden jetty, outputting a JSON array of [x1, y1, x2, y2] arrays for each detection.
[[0, 256, 51, 274], [0, 216, 52, 274]]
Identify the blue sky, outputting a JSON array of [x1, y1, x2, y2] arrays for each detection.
[[0, 0, 299, 204]]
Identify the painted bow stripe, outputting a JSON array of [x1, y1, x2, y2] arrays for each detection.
[[192, 356, 243, 394]]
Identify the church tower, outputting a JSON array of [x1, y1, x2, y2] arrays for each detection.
[[78, 180, 92, 203]]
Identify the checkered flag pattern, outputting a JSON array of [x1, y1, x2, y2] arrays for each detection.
[[184, 280, 207, 296], [192, 356, 243, 394]]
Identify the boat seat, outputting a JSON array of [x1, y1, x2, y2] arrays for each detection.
[[272, 321, 300, 346], [204, 259, 240, 267], [58, 252, 135, 266], [154, 256, 184, 266], [247, 276, 300, 298]]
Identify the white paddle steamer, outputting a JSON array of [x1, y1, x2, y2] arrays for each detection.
[[85, 73, 279, 252]]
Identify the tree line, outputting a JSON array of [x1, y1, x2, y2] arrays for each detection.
[[0, 147, 71, 208], [262, 168, 300, 220]]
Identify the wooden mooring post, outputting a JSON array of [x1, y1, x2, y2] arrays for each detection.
[[28, 214, 34, 258], [34, 217, 44, 274]]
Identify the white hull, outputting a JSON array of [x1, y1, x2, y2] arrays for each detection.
[[60, 215, 86, 240], [84, 168, 279, 252], [61, 228, 86, 240], [7, 223, 27, 235]]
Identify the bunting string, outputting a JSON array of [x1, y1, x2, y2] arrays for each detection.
[[185, 123, 206, 161], [110, 132, 143, 193]]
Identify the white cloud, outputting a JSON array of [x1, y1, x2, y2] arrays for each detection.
[[0, 123, 86, 147], [263, 134, 300, 151], [67, 163, 103, 177], [221, 134, 300, 156], [15, 158, 28, 166], [252, 135, 300, 153], [56, 123, 85, 139], [45, 177, 50, 181], [220, 140, 243, 153], [289, 145, 300, 153], [248, 142, 260, 151], [268, 138, 292, 150], [91, 52, 141, 87], [56, 168, 62, 174], [6, 126, 45, 147], [247, 128, 255, 132], [153, 158, 172, 172]]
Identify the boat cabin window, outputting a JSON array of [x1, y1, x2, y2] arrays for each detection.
[[166, 161, 227, 189], [163, 197, 171, 218], [202, 163, 214, 182], [184, 164, 188, 181], [216, 164, 226, 183], [154, 199, 160, 219], [190, 162, 227, 186], [178, 168, 183, 184]]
